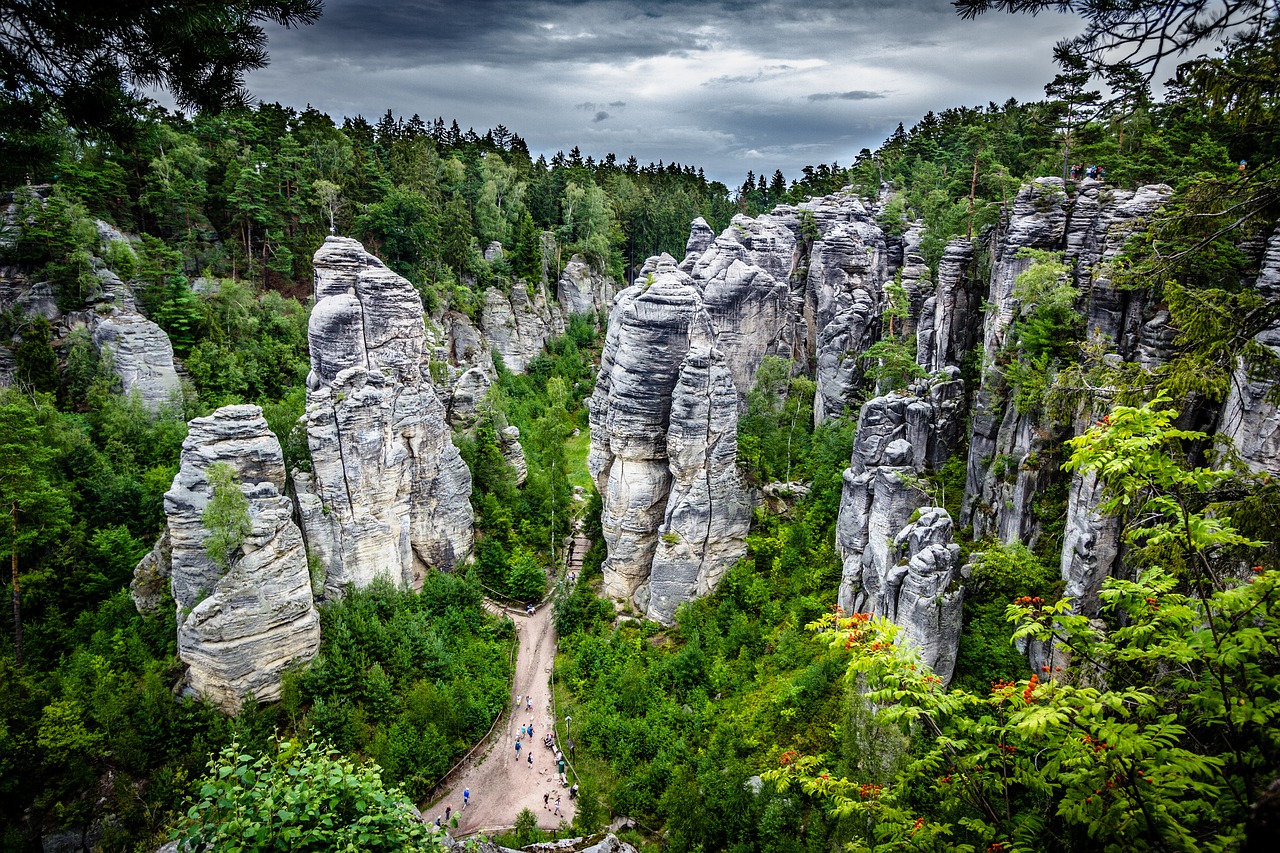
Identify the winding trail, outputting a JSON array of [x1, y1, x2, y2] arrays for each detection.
[[423, 600, 575, 836]]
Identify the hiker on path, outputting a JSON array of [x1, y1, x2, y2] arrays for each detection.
[[445, 804, 451, 822], [515, 740, 522, 759], [554, 796, 562, 816], [544, 792, 550, 810], [463, 788, 469, 808], [526, 695, 532, 711], [527, 751, 533, 767]]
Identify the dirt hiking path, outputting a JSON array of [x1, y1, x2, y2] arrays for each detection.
[[424, 601, 575, 836]]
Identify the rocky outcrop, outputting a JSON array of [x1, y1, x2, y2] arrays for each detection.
[[164, 404, 320, 712], [836, 377, 966, 681], [1219, 229, 1280, 476], [647, 318, 752, 623], [448, 366, 492, 429], [588, 255, 750, 621], [500, 425, 528, 486], [304, 236, 473, 597], [917, 239, 977, 373], [1060, 464, 1123, 613], [130, 531, 171, 615], [962, 179, 1173, 544], [86, 304, 182, 409], [481, 280, 565, 373], [557, 254, 616, 316], [685, 213, 801, 401], [590, 190, 904, 619], [808, 209, 889, 421]]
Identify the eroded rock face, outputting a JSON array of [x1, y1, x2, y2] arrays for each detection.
[[962, 180, 1174, 544], [588, 255, 749, 621], [164, 405, 320, 712], [481, 281, 565, 373], [647, 318, 752, 623], [809, 213, 889, 422], [590, 191, 902, 619], [917, 239, 977, 373], [836, 377, 966, 682], [557, 254, 616, 317], [1219, 229, 1280, 476], [304, 237, 473, 597], [130, 531, 171, 615], [686, 215, 800, 402], [500, 425, 529, 486], [891, 508, 964, 682], [87, 305, 182, 410]]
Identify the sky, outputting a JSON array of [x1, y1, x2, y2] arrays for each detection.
[[245, 0, 1085, 187]]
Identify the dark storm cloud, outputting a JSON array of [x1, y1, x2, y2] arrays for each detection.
[[807, 90, 888, 102], [247, 0, 1081, 183]]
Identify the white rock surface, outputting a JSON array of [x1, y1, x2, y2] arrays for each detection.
[[1219, 229, 1280, 476], [588, 255, 749, 621], [164, 404, 320, 712], [304, 237, 474, 597], [87, 305, 182, 410]]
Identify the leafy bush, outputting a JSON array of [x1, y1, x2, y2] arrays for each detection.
[[176, 739, 447, 852]]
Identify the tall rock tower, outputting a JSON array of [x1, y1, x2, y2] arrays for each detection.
[[301, 237, 474, 596]]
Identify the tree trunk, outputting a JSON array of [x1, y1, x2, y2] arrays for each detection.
[[11, 509, 21, 667], [967, 150, 981, 239]]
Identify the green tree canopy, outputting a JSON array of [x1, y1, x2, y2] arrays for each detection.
[[176, 739, 447, 852]]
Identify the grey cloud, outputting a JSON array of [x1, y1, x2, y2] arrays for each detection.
[[807, 90, 887, 102], [703, 64, 796, 87], [248, 0, 1076, 185]]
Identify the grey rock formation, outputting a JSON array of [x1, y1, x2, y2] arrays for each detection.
[[291, 470, 337, 597], [1219, 229, 1280, 476], [685, 214, 800, 401], [500, 425, 529, 486], [448, 366, 492, 429], [1060, 464, 1123, 613], [809, 213, 888, 421], [481, 280, 565, 373], [440, 310, 490, 372], [164, 404, 320, 712], [917, 239, 977, 373], [589, 191, 907, 619], [453, 833, 638, 853], [891, 508, 964, 682], [836, 377, 966, 681], [681, 217, 716, 266], [588, 255, 749, 621], [304, 237, 474, 597], [87, 305, 182, 410], [962, 180, 1174, 544], [647, 318, 752, 623], [557, 254, 616, 316], [130, 531, 172, 615]]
